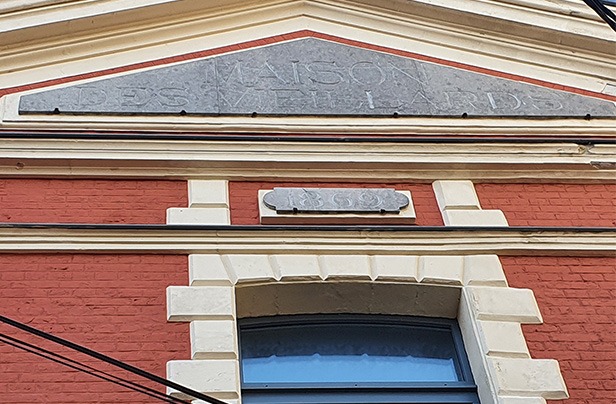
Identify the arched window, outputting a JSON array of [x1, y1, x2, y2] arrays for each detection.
[[239, 315, 480, 403]]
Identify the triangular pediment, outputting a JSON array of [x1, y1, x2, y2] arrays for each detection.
[[18, 37, 616, 118]]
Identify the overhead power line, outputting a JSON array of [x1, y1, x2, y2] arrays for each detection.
[[0, 333, 191, 404], [583, 0, 616, 31], [0, 315, 229, 404]]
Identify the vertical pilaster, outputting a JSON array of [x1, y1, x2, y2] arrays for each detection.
[[167, 180, 230, 225], [432, 180, 508, 226]]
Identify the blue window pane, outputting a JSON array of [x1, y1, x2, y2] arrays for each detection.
[[241, 322, 461, 384]]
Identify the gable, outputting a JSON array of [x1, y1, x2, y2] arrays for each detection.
[[17, 37, 616, 118]]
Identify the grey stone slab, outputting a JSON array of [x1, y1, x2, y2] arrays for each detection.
[[19, 38, 616, 117], [263, 188, 409, 213]]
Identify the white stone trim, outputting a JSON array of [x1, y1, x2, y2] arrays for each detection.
[[1, 0, 613, 93], [167, 180, 230, 225], [189, 180, 229, 208], [433, 180, 481, 210], [0, 227, 613, 255], [167, 208, 230, 225], [166, 253, 569, 403], [167, 285, 235, 321], [433, 180, 509, 226], [190, 320, 238, 359], [166, 360, 239, 398], [0, 138, 614, 181], [1, 2, 614, 140]]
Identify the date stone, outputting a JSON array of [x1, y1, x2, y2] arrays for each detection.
[[263, 188, 410, 214]]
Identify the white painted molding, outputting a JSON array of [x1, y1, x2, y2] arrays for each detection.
[[1, 139, 612, 182], [167, 252, 569, 402], [0, 227, 613, 255], [433, 180, 509, 226], [1, 0, 614, 94]]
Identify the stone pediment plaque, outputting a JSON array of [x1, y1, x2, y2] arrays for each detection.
[[19, 38, 616, 117]]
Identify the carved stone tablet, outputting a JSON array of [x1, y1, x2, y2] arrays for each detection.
[[263, 188, 409, 214], [19, 38, 616, 117]]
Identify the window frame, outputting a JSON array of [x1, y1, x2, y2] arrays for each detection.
[[238, 314, 480, 404]]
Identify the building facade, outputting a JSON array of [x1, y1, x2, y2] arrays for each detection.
[[0, 1, 615, 403]]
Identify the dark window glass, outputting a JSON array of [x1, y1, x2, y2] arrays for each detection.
[[242, 322, 460, 384], [239, 315, 480, 404]]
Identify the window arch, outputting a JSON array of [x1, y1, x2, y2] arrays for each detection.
[[239, 314, 480, 403]]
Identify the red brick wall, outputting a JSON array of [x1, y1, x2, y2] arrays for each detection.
[[228, 182, 444, 226], [0, 179, 187, 224], [0, 254, 189, 403], [476, 184, 616, 227], [501, 256, 616, 404]]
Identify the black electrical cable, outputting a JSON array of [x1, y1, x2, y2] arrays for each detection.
[[0, 131, 615, 144], [0, 333, 192, 404], [0, 332, 191, 403], [0, 315, 229, 404], [583, 0, 616, 31]]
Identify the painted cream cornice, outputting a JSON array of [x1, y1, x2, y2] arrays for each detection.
[[0, 137, 614, 181], [2, 91, 616, 136], [2, 115, 615, 137], [0, 226, 613, 255], [0, 0, 614, 96]]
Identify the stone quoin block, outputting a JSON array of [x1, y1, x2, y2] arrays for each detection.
[[418, 255, 464, 285], [466, 286, 543, 323], [476, 320, 530, 358], [167, 286, 235, 321], [190, 320, 238, 359], [463, 255, 508, 286], [223, 254, 277, 283], [189, 254, 233, 286], [272, 254, 323, 280], [319, 255, 372, 279], [166, 359, 239, 395], [370, 255, 418, 281], [487, 357, 568, 399]]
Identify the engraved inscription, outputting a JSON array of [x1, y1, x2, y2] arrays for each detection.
[[18, 38, 616, 117], [263, 188, 410, 214]]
